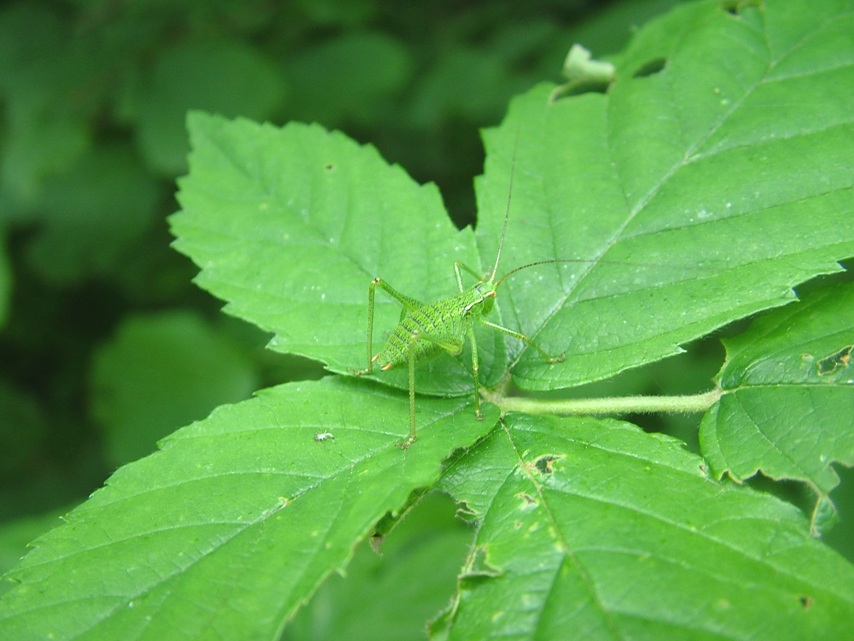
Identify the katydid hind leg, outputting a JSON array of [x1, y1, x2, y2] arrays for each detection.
[[467, 325, 483, 420], [397, 329, 465, 448], [398, 338, 417, 449]]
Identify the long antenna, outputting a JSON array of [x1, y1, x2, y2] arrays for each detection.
[[494, 257, 675, 290], [494, 259, 563, 289], [489, 127, 520, 282]]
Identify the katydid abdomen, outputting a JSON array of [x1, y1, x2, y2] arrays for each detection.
[[374, 286, 492, 371]]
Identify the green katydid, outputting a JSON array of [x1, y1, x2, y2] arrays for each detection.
[[354, 140, 581, 448]]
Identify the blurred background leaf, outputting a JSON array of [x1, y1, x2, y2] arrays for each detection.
[[25, 146, 160, 283], [284, 32, 411, 127], [0, 232, 9, 326], [89, 311, 258, 466], [129, 39, 287, 175]]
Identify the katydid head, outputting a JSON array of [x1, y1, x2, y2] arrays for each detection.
[[480, 285, 496, 314]]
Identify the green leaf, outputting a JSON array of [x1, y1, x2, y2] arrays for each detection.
[[90, 311, 258, 466], [480, 0, 854, 390], [700, 280, 854, 533], [434, 414, 854, 640], [173, 0, 854, 405], [0, 378, 499, 640], [171, 114, 507, 396]]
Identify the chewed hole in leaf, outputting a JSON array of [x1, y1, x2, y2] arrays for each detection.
[[722, 0, 761, 16], [816, 345, 852, 376], [460, 545, 501, 582], [533, 454, 562, 475], [454, 500, 479, 523], [517, 491, 538, 508], [553, 80, 611, 99], [633, 57, 667, 79]]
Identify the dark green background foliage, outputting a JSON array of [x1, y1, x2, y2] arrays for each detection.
[[1, 0, 853, 639]]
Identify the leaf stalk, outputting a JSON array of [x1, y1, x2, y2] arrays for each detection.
[[488, 387, 722, 416]]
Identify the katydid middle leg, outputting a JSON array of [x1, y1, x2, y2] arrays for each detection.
[[479, 318, 565, 364]]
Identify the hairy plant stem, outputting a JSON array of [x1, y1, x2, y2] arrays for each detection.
[[484, 387, 722, 416]]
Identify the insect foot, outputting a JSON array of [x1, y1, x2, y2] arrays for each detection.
[[351, 353, 379, 377], [397, 435, 416, 450]]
